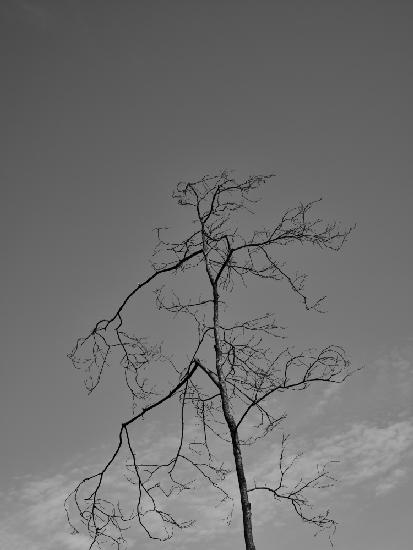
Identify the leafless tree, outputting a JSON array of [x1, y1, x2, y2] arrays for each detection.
[[66, 172, 356, 550]]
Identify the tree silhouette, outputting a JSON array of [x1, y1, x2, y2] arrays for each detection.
[[66, 172, 356, 550]]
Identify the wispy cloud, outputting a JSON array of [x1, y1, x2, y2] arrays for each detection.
[[2, 419, 412, 550], [310, 383, 342, 416], [2, 343, 412, 550], [375, 467, 407, 496], [0, 470, 88, 550], [373, 343, 413, 406], [297, 420, 413, 493]]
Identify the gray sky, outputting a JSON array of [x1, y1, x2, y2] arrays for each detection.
[[1, 1, 412, 549]]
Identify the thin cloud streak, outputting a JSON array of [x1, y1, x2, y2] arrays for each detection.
[[297, 420, 413, 492]]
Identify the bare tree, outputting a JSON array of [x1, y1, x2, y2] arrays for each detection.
[[66, 172, 356, 550]]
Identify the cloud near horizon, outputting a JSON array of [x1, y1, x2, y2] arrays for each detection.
[[1, 342, 412, 549], [1, 413, 412, 550]]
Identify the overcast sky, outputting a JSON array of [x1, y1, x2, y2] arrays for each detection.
[[1, 1, 412, 549]]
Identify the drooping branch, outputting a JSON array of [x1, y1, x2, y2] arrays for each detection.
[[65, 357, 228, 548], [248, 433, 338, 542], [67, 247, 204, 395]]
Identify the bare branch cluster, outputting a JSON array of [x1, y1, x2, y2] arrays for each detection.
[[67, 172, 355, 550], [249, 434, 338, 540]]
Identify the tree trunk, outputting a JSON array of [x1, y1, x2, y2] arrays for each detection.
[[229, 425, 256, 550], [211, 283, 256, 550]]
